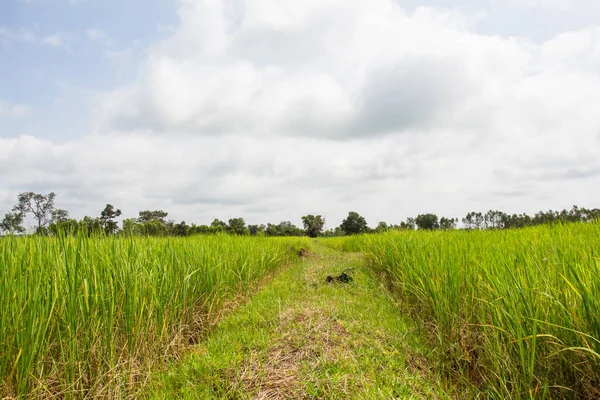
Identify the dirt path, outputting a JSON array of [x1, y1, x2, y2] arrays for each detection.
[[145, 243, 453, 399]]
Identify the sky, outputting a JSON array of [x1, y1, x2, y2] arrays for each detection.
[[1, 0, 599, 230]]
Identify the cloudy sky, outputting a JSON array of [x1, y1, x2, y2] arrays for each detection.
[[1, 0, 599, 229]]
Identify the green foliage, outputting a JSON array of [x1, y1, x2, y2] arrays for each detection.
[[415, 213, 439, 230], [0, 234, 309, 398], [340, 211, 368, 235], [0, 212, 25, 234], [12, 191, 56, 233], [228, 217, 249, 235], [99, 204, 122, 235], [301, 214, 325, 237]]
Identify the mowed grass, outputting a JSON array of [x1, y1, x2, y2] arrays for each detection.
[[0, 234, 309, 398], [323, 223, 600, 398], [146, 243, 452, 399]]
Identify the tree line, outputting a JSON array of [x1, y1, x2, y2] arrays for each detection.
[[1, 191, 598, 237]]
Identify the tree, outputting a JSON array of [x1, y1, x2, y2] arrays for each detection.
[[439, 217, 457, 230], [100, 204, 122, 235], [210, 218, 228, 233], [484, 210, 506, 229], [12, 191, 56, 234], [375, 221, 389, 233], [174, 221, 189, 236], [302, 215, 326, 238], [415, 214, 439, 230], [340, 212, 368, 235], [137, 210, 168, 224], [228, 218, 249, 235], [400, 217, 416, 230], [248, 224, 266, 236], [462, 212, 484, 230], [1, 212, 25, 234]]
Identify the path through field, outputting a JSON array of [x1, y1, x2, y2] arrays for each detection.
[[145, 243, 453, 399]]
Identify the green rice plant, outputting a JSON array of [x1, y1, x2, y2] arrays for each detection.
[[323, 223, 600, 398], [0, 234, 309, 398]]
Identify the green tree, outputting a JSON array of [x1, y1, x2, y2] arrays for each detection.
[[0, 212, 25, 234], [463, 212, 484, 230], [100, 204, 122, 235], [340, 211, 368, 235], [174, 221, 189, 236], [439, 217, 457, 230], [210, 218, 228, 233], [137, 210, 168, 224], [301, 215, 325, 238], [228, 218, 249, 235], [375, 221, 389, 233], [415, 214, 439, 230], [12, 191, 56, 234]]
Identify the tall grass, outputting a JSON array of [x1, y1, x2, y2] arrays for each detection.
[[0, 234, 308, 398], [324, 223, 600, 398]]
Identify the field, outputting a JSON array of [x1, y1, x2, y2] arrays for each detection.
[[0, 234, 309, 398], [1, 223, 599, 398], [324, 223, 600, 398]]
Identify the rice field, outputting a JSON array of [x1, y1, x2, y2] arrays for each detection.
[[0, 234, 309, 398], [323, 223, 600, 398]]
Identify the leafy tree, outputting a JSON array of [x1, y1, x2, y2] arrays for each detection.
[[463, 212, 484, 230], [302, 215, 326, 238], [228, 218, 249, 235], [12, 191, 56, 234], [100, 204, 122, 235], [80, 216, 102, 236], [1, 212, 25, 234], [210, 218, 228, 233], [340, 212, 368, 235], [248, 224, 266, 236], [415, 214, 439, 230], [439, 217, 457, 230], [484, 210, 506, 229], [173, 221, 189, 236], [375, 221, 389, 233], [138, 210, 168, 224], [399, 217, 416, 230]]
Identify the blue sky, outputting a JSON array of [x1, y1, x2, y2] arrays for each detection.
[[0, 0, 177, 139], [1, 0, 600, 229]]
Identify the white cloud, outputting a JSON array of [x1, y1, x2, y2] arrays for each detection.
[[42, 33, 63, 47], [3, 0, 600, 226], [0, 101, 32, 118]]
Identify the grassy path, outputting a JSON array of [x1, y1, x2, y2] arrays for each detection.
[[145, 243, 453, 399]]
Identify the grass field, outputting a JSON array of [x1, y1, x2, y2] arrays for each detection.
[[323, 223, 600, 398], [0, 234, 309, 398]]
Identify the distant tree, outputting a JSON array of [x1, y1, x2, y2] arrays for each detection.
[[399, 217, 416, 230], [1, 212, 25, 234], [210, 218, 228, 233], [80, 216, 102, 236], [12, 191, 56, 234], [484, 210, 506, 229], [416, 214, 439, 230], [439, 217, 457, 230], [375, 221, 389, 233], [302, 215, 326, 238], [174, 221, 189, 236], [100, 204, 122, 235], [248, 224, 266, 236], [463, 212, 484, 230], [228, 218, 249, 235], [340, 212, 368, 235], [137, 210, 169, 224]]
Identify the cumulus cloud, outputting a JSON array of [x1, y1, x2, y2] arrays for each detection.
[[2, 0, 600, 227]]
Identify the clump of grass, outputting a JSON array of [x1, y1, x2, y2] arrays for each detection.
[[323, 223, 600, 398], [0, 234, 309, 398]]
